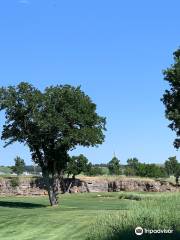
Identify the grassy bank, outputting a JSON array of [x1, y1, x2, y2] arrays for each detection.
[[0, 192, 179, 240], [87, 192, 180, 240]]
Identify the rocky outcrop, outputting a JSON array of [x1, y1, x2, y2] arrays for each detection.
[[107, 179, 178, 192], [0, 177, 47, 196], [0, 177, 179, 196]]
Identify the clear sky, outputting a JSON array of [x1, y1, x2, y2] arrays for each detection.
[[0, 0, 179, 166]]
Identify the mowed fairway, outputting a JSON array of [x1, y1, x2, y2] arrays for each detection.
[[1, 192, 180, 240], [0, 193, 132, 240]]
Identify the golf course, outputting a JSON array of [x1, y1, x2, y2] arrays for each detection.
[[0, 192, 180, 240], [0, 1, 180, 239]]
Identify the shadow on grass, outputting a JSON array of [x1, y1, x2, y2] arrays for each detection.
[[0, 200, 46, 209]]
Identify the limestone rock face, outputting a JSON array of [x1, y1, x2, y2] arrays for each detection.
[[62, 178, 179, 193], [0, 177, 179, 196], [0, 177, 46, 196], [85, 180, 108, 192]]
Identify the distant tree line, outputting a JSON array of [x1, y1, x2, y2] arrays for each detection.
[[107, 156, 180, 184], [124, 158, 167, 178], [9, 154, 180, 185], [65, 154, 180, 185]]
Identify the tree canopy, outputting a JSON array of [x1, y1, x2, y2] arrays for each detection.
[[66, 154, 89, 178], [125, 158, 139, 176], [84, 163, 104, 176], [164, 156, 180, 184], [12, 156, 25, 175], [108, 156, 121, 175], [0, 82, 106, 205], [162, 48, 180, 149]]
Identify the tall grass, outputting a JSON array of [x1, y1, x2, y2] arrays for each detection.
[[87, 192, 180, 240]]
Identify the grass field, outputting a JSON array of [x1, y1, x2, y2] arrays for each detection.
[[0, 192, 180, 240]]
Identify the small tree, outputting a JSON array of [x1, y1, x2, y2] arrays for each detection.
[[125, 158, 139, 176], [164, 156, 180, 184], [12, 156, 25, 175], [66, 154, 88, 178], [174, 164, 180, 185], [108, 156, 121, 175], [165, 156, 178, 176]]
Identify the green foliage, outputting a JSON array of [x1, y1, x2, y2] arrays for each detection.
[[119, 193, 142, 201], [85, 165, 104, 176], [87, 193, 180, 240], [0, 82, 106, 205], [10, 177, 20, 188], [124, 158, 167, 178], [165, 156, 178, 175], [0, 82, 106, 174], [162, 48, 180, 149], [108, 157, 121, 175], [0, 166, 12, 174], [12, 156, 25, 175], [125, 158, 139, 176], [100, 166, 109, 175], [164, 156, 180, 184], [127, 158, 139, 168], [136, 163, 167, 178], [124, 166, 136, 176], [66, 154, 89, 178], [84, 164, 109, 175]]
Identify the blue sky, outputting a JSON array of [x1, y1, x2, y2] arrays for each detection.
[[0, 0, 179, 165]]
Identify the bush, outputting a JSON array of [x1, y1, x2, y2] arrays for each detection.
[[10, 177, 20, 188], [119, 193, 142, 201], [136, 164, 167, 178], [85, 166, 104, 176], [124, 167, 136, 176]]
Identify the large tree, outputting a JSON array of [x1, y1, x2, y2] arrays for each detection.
[[162, 48, 180, 149], [0, 82, 106, 205]]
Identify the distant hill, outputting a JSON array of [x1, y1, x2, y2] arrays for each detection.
[[0, 166, 12, 174]]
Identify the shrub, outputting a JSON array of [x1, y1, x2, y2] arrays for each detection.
[[119, 193, 142, 201], [10, 177, 20, 188]]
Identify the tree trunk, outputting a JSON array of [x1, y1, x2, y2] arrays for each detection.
[[43, 171, 59, 206], [66, 181, 73, 193], [48, 186, 58, 206], [175, 176, 179, 185], [58, 170, 66, 193]]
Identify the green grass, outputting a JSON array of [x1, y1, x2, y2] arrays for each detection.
[[87, 192, 180, 240], [0, 193, 133, 240], [0, 166, 12, 174], [0, 192, 180, 240]]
